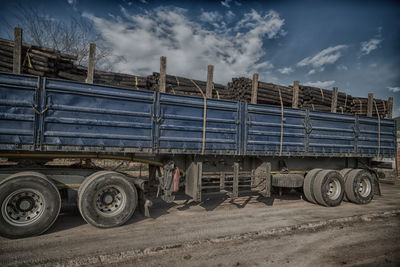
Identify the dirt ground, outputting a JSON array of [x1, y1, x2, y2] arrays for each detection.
[[1, 183, 400, 266]]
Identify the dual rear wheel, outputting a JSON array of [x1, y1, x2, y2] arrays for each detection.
[[303, 168, 374, 206], [0, 171, 138, 238]]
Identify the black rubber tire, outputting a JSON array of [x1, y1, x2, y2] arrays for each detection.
[[78, 171, 138, 228], [0, 172, 61, 239], [303, 169, 323, 204], [339, 168, 353, 201], [313, 170, 345, 207], [345, 169, 374, 204]]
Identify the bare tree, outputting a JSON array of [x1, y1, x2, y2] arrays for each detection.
[[2, 3, 112, 68]]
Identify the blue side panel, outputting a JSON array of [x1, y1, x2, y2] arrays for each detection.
[[0, 73, 38, 151], [358, 116, 396, 157], [40, 78, 154, 153], [157, 93, 240, 155], [308, 111, 356, 154], [245, 104, 306, 156]]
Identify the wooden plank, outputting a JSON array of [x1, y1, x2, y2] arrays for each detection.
[[13, 28, 22, 74], [86, 43, 96, 84], [159, 56, 166, 93], [206, 65, 214, 98], [251, 73, 259, 104], [264, 162, 271, 197], [387, 97, 393, 119], [331, 87, 338, 113], [367, 93, 373, 117], [233, 162, 239, 198], [292, 80, 299, 108], [219, 172, 225, 191]]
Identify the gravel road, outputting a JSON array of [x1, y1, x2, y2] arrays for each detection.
[[1, 183, 399, 266]]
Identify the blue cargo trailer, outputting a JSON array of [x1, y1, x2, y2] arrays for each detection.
[[0, 72, 396, 238]]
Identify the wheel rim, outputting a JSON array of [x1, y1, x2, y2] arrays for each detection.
[[358, 176, 372, 197], [94, 185, 126, 216], [327, 178, 341, 200], [1, 188, 45, 226]]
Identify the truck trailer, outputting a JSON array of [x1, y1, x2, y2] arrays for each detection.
[[0, 72, 396, 238]]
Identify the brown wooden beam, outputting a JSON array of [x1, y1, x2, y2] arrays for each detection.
[[292, 81, 299, 109], [331, 87, 338, 113], [367, 93, 373, 117], [86, 43, 96, 84], [387, 96, 393, 119], [251, 73, 259, 104], [13, 28, 22, 74], [159, 56, 166, 93], [206, 65, 214, 98]]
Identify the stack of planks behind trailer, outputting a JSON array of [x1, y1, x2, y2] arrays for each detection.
[[0, 36, 392, 119]]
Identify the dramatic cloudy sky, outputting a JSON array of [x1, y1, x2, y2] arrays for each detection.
[[1, 0, 399, 116]]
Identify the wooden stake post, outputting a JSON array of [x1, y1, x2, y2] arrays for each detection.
[[206, 65, 214, 98], [13, 28, 22, 74], [387, 97, 393, 119], [159, 56, 166, 93], [86, 43, 96, 84], [251, 73, 259, 104], [367, 93, 373, 117], [292, 81, 299, 109], [331, 87, 338, 113]]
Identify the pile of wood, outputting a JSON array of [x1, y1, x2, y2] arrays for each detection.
[[351, 97, 388, 118], [225, 77, 304, 107], [0, 38, 77, 77], [0, 35, 391, 119], [147, 72, 230, 98], [301, 86, 354, 114]]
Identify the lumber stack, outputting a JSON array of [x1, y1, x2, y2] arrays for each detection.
[[147, 72, 230, 99], [351, 97, 388, 118], [225, 77, 304, 107], [0, 38, 77, 78]]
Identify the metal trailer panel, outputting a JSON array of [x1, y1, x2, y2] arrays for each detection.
[[0, 72, 396, 159], [40, 77, 155, 153], [0, 73, 39, 151], [157, 93, 240, 155]]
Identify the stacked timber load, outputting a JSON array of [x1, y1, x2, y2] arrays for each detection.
[[0, 38, 77, 78], [351, 97, 388, 118], [58, 65, 148, 90], [147, 72, 230, 99], [300, 85, 354, 114], [226, 77, 303, 107]]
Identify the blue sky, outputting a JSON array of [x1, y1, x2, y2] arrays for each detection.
[[1, 0, 399, 116]]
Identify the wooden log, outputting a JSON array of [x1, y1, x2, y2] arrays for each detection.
[[331, 87, 338, 113], [292, 81, 299, 108], [251, 73, 258, 104], [159, 56, 166, 93], [86, 43, 96, 84], [367, 93, 373, 117], [206, 65, 213, 98], [13, 28, 22, 74], [387, 97, 393, 119]]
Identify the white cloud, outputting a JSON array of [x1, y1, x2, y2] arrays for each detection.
[[139, 0, 147, 3], [297, 45, 347, 70], [337, 64, 348, 71], [308, 69, 316, 75], [388, 86, 400, 93], [360, 38, 382, 55], [221, 0, 232, 8], [200, 11, 223, 23], [226, 10, 235, 20], [235, 1, 242, 6], [67, 0, 75, 5], [304, 80, 335, 88], [84, 7, 285, 83], [278, 67, 293, 74]]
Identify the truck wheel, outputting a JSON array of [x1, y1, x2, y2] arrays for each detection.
[[0, 172, 61, 239], [303, 169, 323, 204], [78, 171, 138, 228], [313, 170, 344, 207], [345, 169, 373, 204], [339, 168, 353, 201]]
